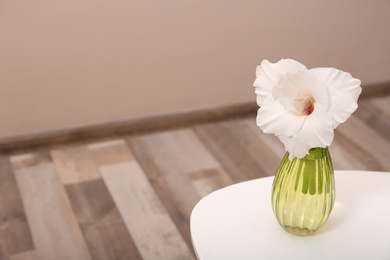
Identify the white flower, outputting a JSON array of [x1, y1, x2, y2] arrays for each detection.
[[253, 59, 362, 160]]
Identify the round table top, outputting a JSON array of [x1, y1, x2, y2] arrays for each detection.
[[190, 170, 390, 260]]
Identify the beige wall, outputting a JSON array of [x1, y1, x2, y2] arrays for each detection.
[[1, 0, 390, 139]]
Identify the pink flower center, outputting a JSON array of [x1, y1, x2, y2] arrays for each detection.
[[302, 97, 315, 115], [295, 96, 315, 116]]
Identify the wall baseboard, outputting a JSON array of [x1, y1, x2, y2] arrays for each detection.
[[0, 83, 388, 154], [360, 81, 390, 98], [0, 102, 258, 154]]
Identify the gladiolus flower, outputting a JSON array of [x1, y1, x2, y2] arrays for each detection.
[[253, 59, 362, 159]]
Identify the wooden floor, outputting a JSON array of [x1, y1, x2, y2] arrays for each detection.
[[0, 95, 389, 260]]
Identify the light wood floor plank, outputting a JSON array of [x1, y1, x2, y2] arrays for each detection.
[[10, 151, 51, 170], [188, 168, 234, 197], [100, 162, 195, 260], [50, 146, 101, 185], [10, 155, 91, 260], [88, 139, 133, 166], [128, 129, 220, 178], [0, 157, 34, 257], [89, 138, 198, 257]]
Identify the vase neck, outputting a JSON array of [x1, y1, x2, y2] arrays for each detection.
[[303, 147, 329, 160]]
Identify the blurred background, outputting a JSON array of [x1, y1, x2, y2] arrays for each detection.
[[1, 0, 389, 139], [0, 1, 389, 260]]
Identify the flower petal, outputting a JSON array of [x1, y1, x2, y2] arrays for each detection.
[[309, 68, 362, 128], [256, 96, 306, 137], [278, 136, 311, 160], [254, 59, 308, 105], [272, 71, 329, 114], [294, 102, 334, 148]]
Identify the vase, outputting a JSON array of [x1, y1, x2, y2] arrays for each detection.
[[271, 147, 335, 236]]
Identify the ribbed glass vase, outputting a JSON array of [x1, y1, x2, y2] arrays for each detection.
[[272, 147, 335, 236]]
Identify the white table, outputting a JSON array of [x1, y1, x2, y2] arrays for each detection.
[[190, 170, 390, 260]]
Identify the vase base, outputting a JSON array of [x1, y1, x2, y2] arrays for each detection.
[[282, 226, 316, 236]]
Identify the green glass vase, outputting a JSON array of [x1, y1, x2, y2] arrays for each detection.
[[271, 147, 335, 236]]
